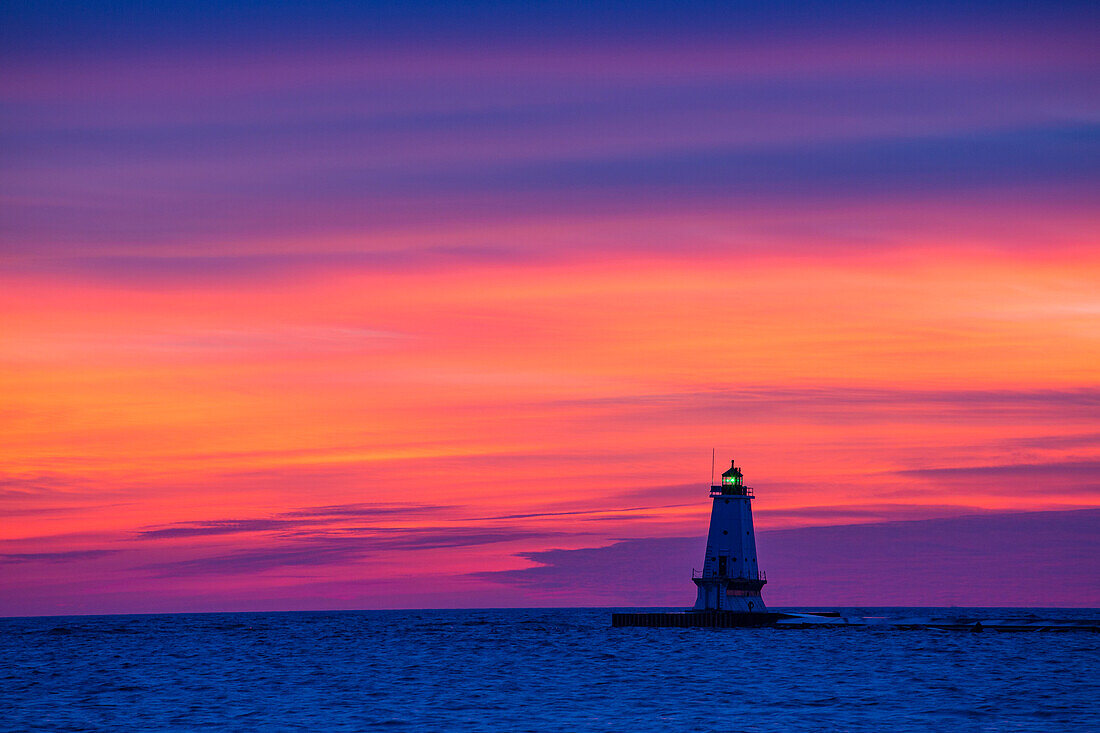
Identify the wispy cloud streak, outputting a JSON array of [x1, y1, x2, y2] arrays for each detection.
[[140, 528, 565, 577]]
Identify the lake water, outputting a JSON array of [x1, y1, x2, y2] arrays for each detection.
[[2, 607, 1098, 732]]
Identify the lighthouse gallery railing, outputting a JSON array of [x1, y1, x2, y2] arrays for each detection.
[[692, 569, 766, 581], [709, 486, 754, 497]]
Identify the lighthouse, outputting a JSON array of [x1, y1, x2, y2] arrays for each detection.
[[692, 460, 767, 613]]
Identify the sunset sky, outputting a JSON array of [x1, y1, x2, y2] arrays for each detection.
[[2, 1, 1098, 616]]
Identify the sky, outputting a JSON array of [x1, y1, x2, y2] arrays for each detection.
[[1, 1, 1098, 616]]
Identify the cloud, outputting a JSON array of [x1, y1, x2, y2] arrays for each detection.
[[15, 246, 525, 282], [755, 503, 995, 524], [895, 460, 1100, 495], [541, 386, 1100, 425], [137, 503, 455, 538], [140, 526, 564, 577], [897, 459, 1100, 479], [415, 124, 1097, 199], [0, 473, 96, 499], [0, 473, 131, 517], [999, 432, 1100, 450], [556, 385, 1100, 409], [475, 503, 694, 521], [137, 519, 314, 539], [4, 0, 1095, 272], [611, 483, 703, 502], [473, 508, 1100, 606], [0, 549, 120, 564], [280, 502, 455, 518]]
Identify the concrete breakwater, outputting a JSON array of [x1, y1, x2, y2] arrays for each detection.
[[611, 611, 783, 627], [612, 610, 1100, 631]]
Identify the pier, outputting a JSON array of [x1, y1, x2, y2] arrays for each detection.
[[612, 610, 1100, 631], [612, 611, 783, 628]]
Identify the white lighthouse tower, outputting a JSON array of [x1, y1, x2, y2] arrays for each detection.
[[692, 460, 767, 613]]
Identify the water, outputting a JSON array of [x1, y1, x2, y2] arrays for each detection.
[[2, 608, 1097, 732]]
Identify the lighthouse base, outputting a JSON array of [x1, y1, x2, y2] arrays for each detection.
[[692, 577, 767, 613]]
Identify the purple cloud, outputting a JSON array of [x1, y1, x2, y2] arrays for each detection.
[[896, 460, 1100, 495], [476, 503, 695, 521], [280, 502, 455, 518], [137, 502, 458, 538], [0, 549, 120, 564], [474, 508, 1100, 607], [137, 519, 314, 539], [541, 386, 1100, 424], [139, 526, 569, 577], [898, 459, 1100, 480]]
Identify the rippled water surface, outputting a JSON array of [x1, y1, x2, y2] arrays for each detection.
[[2, 608, 1098, 732]]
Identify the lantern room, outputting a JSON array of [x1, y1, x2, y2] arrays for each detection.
[[721, 461, 743, 487]]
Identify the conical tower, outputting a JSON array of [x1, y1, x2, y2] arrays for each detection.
[[692, 460, 767, 613]]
